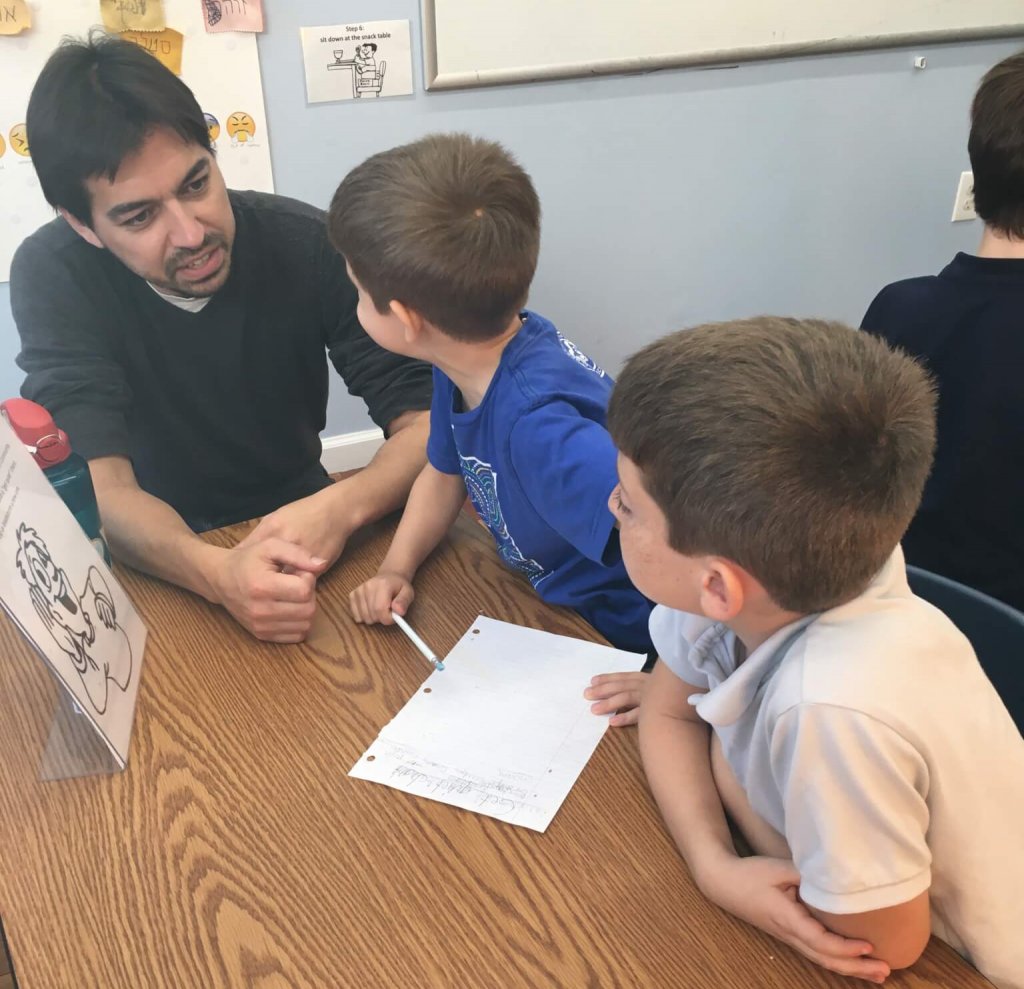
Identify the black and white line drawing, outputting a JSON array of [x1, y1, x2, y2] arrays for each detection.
[[326, 44, 388, 98], [15, 523, 133, 715]]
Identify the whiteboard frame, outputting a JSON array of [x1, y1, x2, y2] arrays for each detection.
[[421, 1, 1024, 91]]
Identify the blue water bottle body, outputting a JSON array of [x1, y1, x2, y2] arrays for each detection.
[[44, 453, 111, 565]]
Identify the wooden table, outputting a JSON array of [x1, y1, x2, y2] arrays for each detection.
[[0, 515, 990, 988]]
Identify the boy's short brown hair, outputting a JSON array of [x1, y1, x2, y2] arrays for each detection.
[[969, 50, 1024, 237], [608, 318, 936, 613], [328, 132, 540, 342]]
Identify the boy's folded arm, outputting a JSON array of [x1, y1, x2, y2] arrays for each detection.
[[639, 662, 737, 881], [807, 894, 931, 971]]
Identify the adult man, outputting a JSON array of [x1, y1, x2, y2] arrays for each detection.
[[12, 35, 432, 642], [861, 50, 1024, 613]]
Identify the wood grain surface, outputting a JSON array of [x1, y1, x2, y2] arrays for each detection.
[[0, 515, 991, 989]]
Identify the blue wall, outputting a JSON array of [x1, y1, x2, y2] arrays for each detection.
[[1, 0, 1019, 435]]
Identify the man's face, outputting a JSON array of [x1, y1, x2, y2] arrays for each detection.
[[71, 127, 236, 298], [609, 453, 706, 613]]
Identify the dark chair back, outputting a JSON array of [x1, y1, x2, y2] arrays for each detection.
[[906, 565, 1024, 734]]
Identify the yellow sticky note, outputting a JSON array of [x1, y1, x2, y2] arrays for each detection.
[[0, 0, 32, 36], [101, 0, 166, 33], [120, 28, 183, 75]]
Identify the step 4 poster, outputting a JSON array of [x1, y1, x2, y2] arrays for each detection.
[[300, 20, 414, 104], [0, 0, 274, 282], [0, 415, 147, 768]]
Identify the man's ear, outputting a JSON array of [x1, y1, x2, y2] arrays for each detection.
[[389, 300, 428, 344], [59, 208, 103, 250], [698, 558, 746, 623]]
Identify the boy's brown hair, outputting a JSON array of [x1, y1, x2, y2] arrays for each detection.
[[328, 132, 540, 342], [969, 50, 1024, 237], [608, 318, 936, 613]]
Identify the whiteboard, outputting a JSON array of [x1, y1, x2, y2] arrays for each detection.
[[422, 0, 1024, 90]]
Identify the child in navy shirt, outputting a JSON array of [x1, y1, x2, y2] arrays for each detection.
[[329, 133, 652, 723]]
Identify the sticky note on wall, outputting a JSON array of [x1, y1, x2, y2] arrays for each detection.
[[101, 0, 167, 33], [120, 28, 184, 75], [201, 0, 264, 33], [0, 0, 32, 36]]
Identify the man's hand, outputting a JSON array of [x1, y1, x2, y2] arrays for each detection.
[[584, 670, 649, 727], [210, 538, 327, 642], [698, 855, 891, 984], [349, 570, 415, 624], [237, 483, 356, 569]]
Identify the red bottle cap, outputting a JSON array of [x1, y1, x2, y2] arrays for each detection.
[[0, 397, 72, 468]]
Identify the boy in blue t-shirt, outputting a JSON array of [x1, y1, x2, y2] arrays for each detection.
[[328, 133, 652, 722]]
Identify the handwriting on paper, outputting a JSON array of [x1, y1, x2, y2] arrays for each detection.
[[101, 0, 167, 33], [120, 28, 183, 75], [0, 0, 32, 36], [349, 616, 646, 832], [202, 0, 264, 34]]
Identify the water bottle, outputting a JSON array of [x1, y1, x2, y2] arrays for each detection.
[[0, 397, 111, 565]]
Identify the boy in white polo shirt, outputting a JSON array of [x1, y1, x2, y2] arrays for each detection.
[[607, 317, 1024, 988]]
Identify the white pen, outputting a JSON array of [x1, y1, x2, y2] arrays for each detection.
[[391, 611, 445, 671]]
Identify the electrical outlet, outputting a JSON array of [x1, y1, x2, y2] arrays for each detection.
[[951, 170, 977, 222]]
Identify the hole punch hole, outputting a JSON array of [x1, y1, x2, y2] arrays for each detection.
[[472, 628, 480, 635], [367, 755, 376, 762], [423, 687, 432, 694]]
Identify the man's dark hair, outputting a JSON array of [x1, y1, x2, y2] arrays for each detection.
[[969, 50, 1024, 237], [27, 32, 212, 225], [328, 132, 540, 342], [608, 318, 937, 613]]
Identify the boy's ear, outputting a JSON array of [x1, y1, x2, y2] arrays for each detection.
[[698, 559, 745, 622], [389, 299, 428, 344], [59, 208, 104, 250]]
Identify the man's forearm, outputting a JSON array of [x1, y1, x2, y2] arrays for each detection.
[[98, 481, 226, 602]]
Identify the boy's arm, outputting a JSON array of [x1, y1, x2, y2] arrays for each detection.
[[640, 663, 891, 983], [809, 897, 931, 971], [771, 703, 935, 973], [349, 462, 466, 624]]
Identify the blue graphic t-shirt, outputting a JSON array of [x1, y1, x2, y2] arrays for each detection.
[[426, 311, 653, 653]]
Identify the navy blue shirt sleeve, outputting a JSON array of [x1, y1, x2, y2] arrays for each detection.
[[12, 233, 134, 461], [426, 367, 461, 474], [508, 401, 619, 564]]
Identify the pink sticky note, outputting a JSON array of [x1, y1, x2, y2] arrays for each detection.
[[201, 0, 264, 33]]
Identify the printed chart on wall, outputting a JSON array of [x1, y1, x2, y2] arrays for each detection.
[[300, 20, 414, 104], [0, 0, 274, 283]]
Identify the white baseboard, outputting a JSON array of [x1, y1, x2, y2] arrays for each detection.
[[320, 427, 385, 474]]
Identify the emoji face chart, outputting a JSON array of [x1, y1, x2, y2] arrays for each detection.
[[226, 111, 256, 144], [205, 112, 221, 144], [9, 123, 29, 157]]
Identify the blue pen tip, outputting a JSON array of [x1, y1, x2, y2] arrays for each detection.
[[436, 660, 445, 671]]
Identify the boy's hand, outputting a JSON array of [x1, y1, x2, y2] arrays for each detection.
[[699, 855, 891, 984], [349, 570, 415, 624], [584, 670, 649, 727]]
